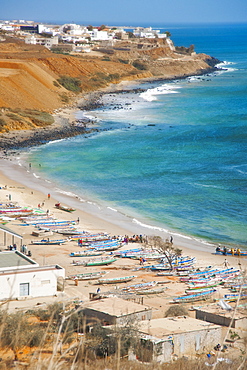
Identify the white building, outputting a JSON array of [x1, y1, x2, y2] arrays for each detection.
[[0, 251, 65, 300], [133, 27, 167, 39], [25, 35, 59, 49]]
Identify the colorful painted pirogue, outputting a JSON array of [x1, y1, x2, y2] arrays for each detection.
[[31, 239, 67, 245], [66, 272, 106, 280], [215, 247, 247, 257], [70, 250, 103, 257], [97, 275, 137, 284], [122, 281, 157, 292], [55, 203, 75, 212], [172, 289, 216, 303], [72, 257, 117, 266]]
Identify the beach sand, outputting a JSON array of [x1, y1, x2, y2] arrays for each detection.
[[0, 154, 246, 319]]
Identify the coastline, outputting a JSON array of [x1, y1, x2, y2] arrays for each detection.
[[0, 156, 234, 254], [0, 62, 221, 153], [0, 156, 246, 272]]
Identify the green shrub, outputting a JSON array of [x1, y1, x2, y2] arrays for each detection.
[[16, 109, 54, 126], [6, 112, 21, 121], [101, 57, 111, 61], [0, 117, 6, 129], [57, 75, 82, 92], [119, 58, 129, 64], [132, 60, 147, 70], [165, 305, 188, 317], [59, 93, 69, 103], [53, 80, 61, 88]]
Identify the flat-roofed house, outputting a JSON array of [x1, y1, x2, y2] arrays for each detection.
[[82, 297, 152, 326], [0, 251, 65, 300], [133, 316, 222, 363]]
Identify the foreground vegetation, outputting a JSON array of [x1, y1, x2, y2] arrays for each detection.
[[0, 301, 246, 369]]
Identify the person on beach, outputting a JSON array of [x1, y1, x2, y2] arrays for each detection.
[[224, 259, 229, 268]]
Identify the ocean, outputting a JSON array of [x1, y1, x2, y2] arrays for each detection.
[[27, 23, 247, 249]]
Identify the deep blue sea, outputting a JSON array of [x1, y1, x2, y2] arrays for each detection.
[[28, 23, 247, 248]]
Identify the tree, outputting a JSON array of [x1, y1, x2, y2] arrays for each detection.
[[165, 31, 172, 38], [147, 235, 182, 270], [99, 25, 106, 31], [87, 25, 93, 31]]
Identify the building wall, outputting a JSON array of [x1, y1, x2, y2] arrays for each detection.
[[0, 267, 65, 300], [196, 309, 247, 330], [173, 327, 222, 356], [83, 307, 152, 326]]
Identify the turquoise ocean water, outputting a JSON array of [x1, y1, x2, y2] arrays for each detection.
[[28, 23, 247, 248]]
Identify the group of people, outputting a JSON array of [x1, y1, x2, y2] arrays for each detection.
[[216, 245, 242, 256], [124, 235, 145, 243]]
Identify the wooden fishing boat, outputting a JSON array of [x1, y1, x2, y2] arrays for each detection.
[[70, 250, 103, 257], [172, 289, 216, 304], [85, 257, 117, 266], [72, 257, 117, 266], [97, 275, 137, 284], [224, 293, 247, 302], [215, 248, 247, 257], [136, 287, 165, 295], [186, 281, 223, 290], [185, 286, 218, 294], [230, 284, 247, 292], [55, 203, 75, 212], [31, 239, 67, 245], [66, 271, 106, 280], [122, 281, 157, 292]]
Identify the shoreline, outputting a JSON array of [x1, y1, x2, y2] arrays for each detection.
[[0, 156, 227, 254], [0, 63, 221, 154], [0, 62, 244, 253]]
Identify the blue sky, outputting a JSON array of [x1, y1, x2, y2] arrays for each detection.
[[1, 0, 247, 26]]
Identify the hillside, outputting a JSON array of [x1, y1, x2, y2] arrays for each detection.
[[0, 37, 220, 133]]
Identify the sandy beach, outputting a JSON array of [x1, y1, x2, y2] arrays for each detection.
[[0, 153, 246, 318]]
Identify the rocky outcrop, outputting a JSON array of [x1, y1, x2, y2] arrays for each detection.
[[0, 37, 221, 134]]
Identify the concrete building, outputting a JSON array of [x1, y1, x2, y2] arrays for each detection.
[[0, 251, 65, 300], [196, 304, 247, 330], [25, 35, 59, 49], [133, 316, 222, 363], [82, 297, 152, 326]]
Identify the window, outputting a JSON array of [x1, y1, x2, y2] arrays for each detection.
[[20, 283, 30, 296]]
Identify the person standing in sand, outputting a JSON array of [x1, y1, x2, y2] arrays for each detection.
[[224, 259, 229, 268]]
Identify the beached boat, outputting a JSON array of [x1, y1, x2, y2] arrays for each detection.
[[31, 239, 67, 245], [97, 275, 137, 284], [186, 281, 222, 290], [172, 289, 216, 304], [136, 287, 165, 295], [215, 248, 247, 257], [122, 281, 157, 292], [72, 257, 117, 266], [224, 293, 247, 302], [55, 203, 75, 212], [230, 284, 247, 292], [66, 271, 106, 280], [70, 250, 103, 257]]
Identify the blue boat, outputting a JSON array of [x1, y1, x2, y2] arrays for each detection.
[[172, 289, 216, 303]]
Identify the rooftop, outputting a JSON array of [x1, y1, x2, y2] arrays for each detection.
[[138, 316, 221, 338], [0, 251, 37, 270], [83, 297, 151, 317]]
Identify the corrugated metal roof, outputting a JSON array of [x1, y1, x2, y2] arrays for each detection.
[[0, 224, 23, 239]]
